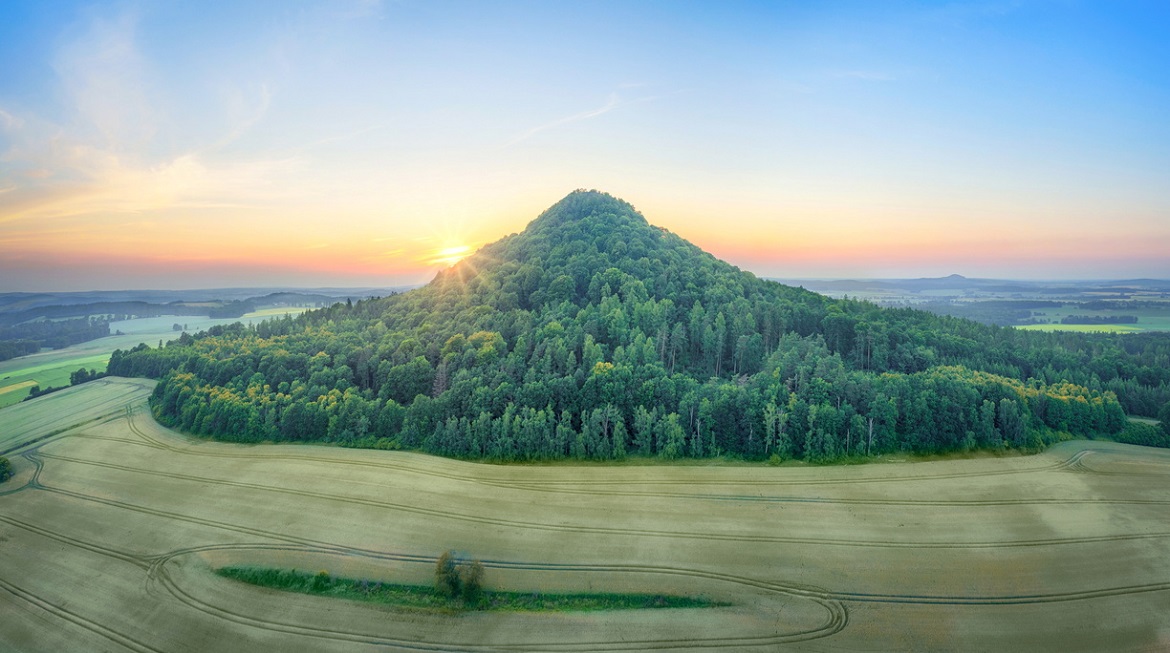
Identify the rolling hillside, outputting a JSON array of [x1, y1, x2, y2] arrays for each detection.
[[108, 191, 1169, 460]]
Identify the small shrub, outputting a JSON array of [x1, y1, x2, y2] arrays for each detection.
[[434, 551, 487, 606], [460, 559, 485, 605], [434, 550, 461, 598], [312, 570, 331, 592]]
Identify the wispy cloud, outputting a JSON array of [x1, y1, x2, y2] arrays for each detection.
[[0, 10, 298, 226], [0, 148, 305, 224], [206, 83, 273, 152], [51, 10, 155, 149], [0, 108, 20, 130], [507, 93, 623, 146], [290, 124, 385, 155]]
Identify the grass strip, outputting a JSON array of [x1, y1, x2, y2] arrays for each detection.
[[216, 566, 727, 612]]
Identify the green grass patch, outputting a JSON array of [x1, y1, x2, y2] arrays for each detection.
[[216, 566, 727, 613], [0, 309, 306, 410], [0, 353, 108, 409], [1020, 303, 1170, 333]]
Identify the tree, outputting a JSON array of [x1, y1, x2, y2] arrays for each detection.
[[999, 398, 1026, 448], [633, 406, 656, 456], [70, 367, 103, 386], [461, 559, 485, 605], [434, 550, 485, 606], [435, 550, 461, 598], [657, 413, 686, 459], [0, 456, 12, 483], [1159, 401, 1170, 439]]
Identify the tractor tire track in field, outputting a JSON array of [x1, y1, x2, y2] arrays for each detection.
[[150, 540, 1170, 650], [0, 450, 46, 496], [7, 391, 1170, 651], [1, 379, 153, 455], [0, 513, 148, 570], [1066, 451, 1170, 476], [0, 409, 124, 456], [33, 449, 1170, 550], [0, 577, 165, 653], [0, 515, 845, 650], [0, 500, 164, 653], [17, 447, 1165, 646], [829, 583, 1170, 605], [148, 542, 848, 651]]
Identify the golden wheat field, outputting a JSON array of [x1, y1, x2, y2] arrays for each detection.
[[1, 377, 1169, 651]]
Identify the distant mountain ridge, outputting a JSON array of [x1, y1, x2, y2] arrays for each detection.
[[0, 287, 414, 315], [772, 276, 1170, 295]]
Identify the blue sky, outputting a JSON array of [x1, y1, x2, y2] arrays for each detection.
[[1, 0, 1168, 290]]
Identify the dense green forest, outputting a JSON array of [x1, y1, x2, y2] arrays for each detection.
[[0, 316, 110, 361], [108, 191, 1170, 461]]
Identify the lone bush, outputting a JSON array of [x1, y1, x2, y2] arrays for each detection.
[[435, 550, 461, 598], [461, 559, 485, 605], [434, 551, 486, 606]]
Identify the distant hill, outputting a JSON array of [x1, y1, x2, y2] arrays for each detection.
[[773, 275, 1170, 297], [774, 275, 1170, 329], [0, 287, 416, 328], [110, 190, 1170, 460]]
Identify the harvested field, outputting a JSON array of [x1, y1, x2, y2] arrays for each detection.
[[2, 377, 1169, 651]]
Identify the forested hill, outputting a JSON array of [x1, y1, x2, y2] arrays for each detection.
[[110, 190, 1170, 461]]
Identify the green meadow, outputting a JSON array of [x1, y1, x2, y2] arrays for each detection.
[[1020, 304, 1170, 333], [0, 309, 304, 409]]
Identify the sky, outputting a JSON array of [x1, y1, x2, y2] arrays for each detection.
[[1, 0, 1168, 291]]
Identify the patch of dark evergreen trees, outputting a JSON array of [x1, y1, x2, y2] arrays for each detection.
[[0, 317, 110, 361], [1061, 315, 1139, 325], [108, 191, 1170, 461]]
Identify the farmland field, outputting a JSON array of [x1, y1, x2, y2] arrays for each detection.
[[0, 309, 306, 409], [2, 378, 1170, 651], [1022, 304, 1170, 333]]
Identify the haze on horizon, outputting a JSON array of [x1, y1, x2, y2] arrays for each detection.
[[1, 0, 1167, 292]]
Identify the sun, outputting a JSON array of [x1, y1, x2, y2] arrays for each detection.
[[429, 245, 472, 267]]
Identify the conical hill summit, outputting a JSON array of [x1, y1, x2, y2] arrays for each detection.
[[111, 190, 1134, 461]]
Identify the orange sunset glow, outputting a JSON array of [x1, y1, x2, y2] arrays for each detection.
[[1, 2, 1167, 290]]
